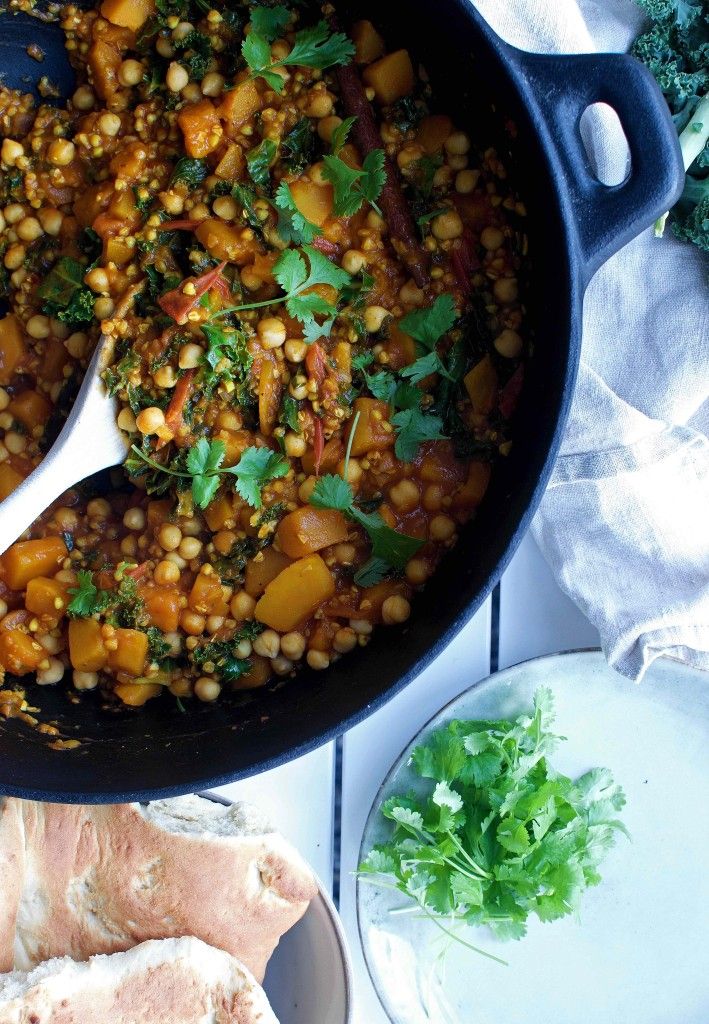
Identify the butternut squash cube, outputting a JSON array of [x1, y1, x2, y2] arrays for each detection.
[[245, 546, 293, 598], [114, 682, 162, 706], [8, 390, 52, 432], [177, 100, 222, 158], [277, 507, 349, 559], [351, 20, 385, 64], [69, 618, 108, 672], [464, 355, 498, 415], [204, 493, 235, 533], [41, 338, 69, 383], [363, 50, 415, 105], [255, 554, 335, 632], [452, 461, 492, 515], [189, 572, 228, 616], [107, 628, 148, 676], [0, 463, 26, 501], [416, 115, 454, 155], [195, 218, 255, 265], [0, 629, 45, 675], [25, 576, 71, 620], [290, 178, 334, 228], [348, 397, 395, 457], [142, 586, 180, 633], [101, 0, 154, 31], [0, 315, 26, 385], [2, 536, 67, 591], [219, 80, 262, 133], [232, 654, 271, 690], [215, 142, 245, 181]]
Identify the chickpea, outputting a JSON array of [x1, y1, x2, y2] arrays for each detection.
[[433, 165, 453, 189], [280, 631, 306, 661], [37, 657, 65, 685], [169, 677, 191, 698], [429, 514, 456, 542], [117, 407, 137, 432], [342, 249, 367, 275], [214, 530, 237, 555], [445, 131, 470, 156], [432, 209, 464, 241], [333, 627, 357, 654], [179, 536, 202, 560], [306, 90, 334, 119], [230, 590, 256, 619], [284, 339, 307, 363], [201, 71, 225, 97], [253, 629, 280, 659], [72, 84, 95, 110], [349, 618, 373, 635], [284, 432, 306, 458], [94, 297, 115, 319], [364, 305, 390, 333], [366, 210, 386, 231], [120, 535, 138, 558], [162, 191, 184, 215], [87, 498, 111, 518], [298, 476, 317, 502], [0, 388, 8, 411], [172, 20, 194, 40], [73, 670, 98, 690], [213, 195, 237, 220], [118, 58, 144, 86], [159, 523, 182, 551], [455, 169, 480, 194], [17, 216, 43, 242], [38, 207, 64, 236], [153, 365, 177, 389], [406, 558, 430, 585], [390, 479, 419, 511], [183, 82, 203, 103], [481, 225, 504, 251], [179, 342, 204, 369], [166, 552, 187, 570], [4, 244, 26, 270], [206, 614, 225, 634], [47, 138, 75, 167], [493, 277, 518, 304], [290, 376, 308, 401], [98, 112, 122, 138], [318, 115, 342, 143], [334, 542, 356, 565], [382, 595, 411, 625], [123, 507, 146, 531], [423, 484, 443, 512], [195, 677, 221, 701], [4, 203, 25, 224], [258, 317, 287, 349], [399, 279, 425, 307], [156, 35, 175, 59], [166, 62, 189, 93], [181, 516, 202, 537], [1, 139, 24, 166], [136, 407, 166, 435], [271, 655, 294, 676], [448, 154, 468, 171], [180, 609, 206, 635], [38, 633, 62, 654], [308, 161, 328, 186], [494, 328, 523, 359], [5, 432, 26, 455], [26, 314, 51, 339], [155, 559, 180, 586], [307, 649, 330, 670], [86, 267, 109, 293], [397, 143, 424, 171]]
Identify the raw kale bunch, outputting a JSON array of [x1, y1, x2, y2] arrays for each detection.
[[360, 688, 628, 963], [632, 0, 708, 251]]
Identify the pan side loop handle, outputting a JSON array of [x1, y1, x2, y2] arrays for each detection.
[[506, 49, 685, 284]]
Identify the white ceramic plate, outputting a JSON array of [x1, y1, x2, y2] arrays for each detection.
[[202, 792, 352, 1024], [357, 651, 709, 1024]]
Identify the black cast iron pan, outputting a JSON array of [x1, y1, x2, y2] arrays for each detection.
[[0, 0, 683, 800]]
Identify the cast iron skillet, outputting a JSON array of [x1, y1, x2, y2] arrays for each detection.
[[0, 1, 683, 801]]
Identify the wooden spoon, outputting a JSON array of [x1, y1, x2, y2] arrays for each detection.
[[0, 335, 128, 555]]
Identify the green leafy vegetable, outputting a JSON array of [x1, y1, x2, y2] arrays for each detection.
[[36, 257, 95, 329], [281, 117, 316, 174], [170, 157, 209, 187], [191, 621, 264, 683], [250, 4, 291, 41], [631, 0, 708, 250], [67, 570, 113, 618], [174, 29, 213, 80], [399, 293, 458, 386], [230, 445, 290, 507], [360, 688, 628, 958], [232, 183, 263, 232], [246, 138, 278, 192], [274, 181, 322, 244], [391, 406, 446, 461], [322, 149, 387, 217], [243, 20, 355, 93], [330, 115, 357, 156]]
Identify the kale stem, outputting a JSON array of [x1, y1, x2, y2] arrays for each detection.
[[129, 445, 189, 478]]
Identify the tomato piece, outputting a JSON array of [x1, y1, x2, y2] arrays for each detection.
[[158, 261, 227, 325]]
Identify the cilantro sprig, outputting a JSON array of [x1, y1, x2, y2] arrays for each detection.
[[399, 294, 458, 384], [243, 20, 355, 93], [128, 439, 289, 510], [274, 182, 322, 244], [360, 688, 628, 960], [321, 117, 387, 218], [67, 570, 113, 618]]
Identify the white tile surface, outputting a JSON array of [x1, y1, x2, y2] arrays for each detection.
[[339, 602, 493, 1024]]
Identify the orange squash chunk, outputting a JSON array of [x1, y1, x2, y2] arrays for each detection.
[[142, 586, 180, 633], [25, 576, 71, 620], [464, 355, 498, 415], [363, 50, 415, 105], [277, 507, 349, 559], [2, 537, 67, 591], [177, 100, 222, 158], [204, 493, 235, 532], [386, 320, 416, 369], [219, 80, 261, 133], [348, 397, 395, 457], [232, 654, 271, 690], [0, 463, 26, 501], [290, 178, 334, 228], [189, 572, 228, 616], [255, 555, 335, 632], [258, 357, 282, 437], [114, 682, 162, 705], [351, 20, 385, 64], [68, 618, 107, 672], [107, 628, 148, 676], [42, 338, 69, 383], [245, 546, 293, 598], [0, 630, 45, 674], [416, 115, 454, 155], [195, 218, 255, 264], [0, 315, 26, 385], [215, 142, 245, 181], [452, 461, 492, 516], [8, 390, 52, 432], [101, 0, 154, 31]]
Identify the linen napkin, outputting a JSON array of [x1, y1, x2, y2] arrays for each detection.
[[473, 0, 709, 681]]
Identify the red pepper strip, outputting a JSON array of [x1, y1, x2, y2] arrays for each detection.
[[124, 562, 150, 581], [158, 261, 227, 325], [450, 230, 479, 298], [159, 219, 198, 231], [334, 61, 429, 288], [499, 365, 524, 419], [155, 368, 197, 449], [306, 342, 327, 386], [311, 236, 340, 258], [211, 274, 232, 303], [313, 416, 324, 477]]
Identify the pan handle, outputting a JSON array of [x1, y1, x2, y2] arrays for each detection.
[[506, 49, 685, 283]]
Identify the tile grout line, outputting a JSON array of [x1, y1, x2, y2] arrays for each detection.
[[331, 734, 344, 908]]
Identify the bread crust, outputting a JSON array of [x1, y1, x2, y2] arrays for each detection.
[[0, 800, 24, 973], [2, 796, 317, 982]]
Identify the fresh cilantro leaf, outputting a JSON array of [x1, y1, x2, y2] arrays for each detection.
[[392, 405, 446, 461], [322, 148, 386, 217], [310, 473, 353, 512], [399, 294, 458, 349], [353, 555, 390, 587], [352, 350, 375, 372], [400, 349, 450, 385], [250, 4, 291, 41], [244, 20, 355, 93], [349, 506, 423, 569], [170, 157, 209, 187], [186, 437, 225, 508], [330, 115, 357, 156], [224, 445, 290, 508], [246, 137, 278, 192], [67, 570, 113, 618], [274, 181, 322, 244], [273, 244, 351, 327]]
